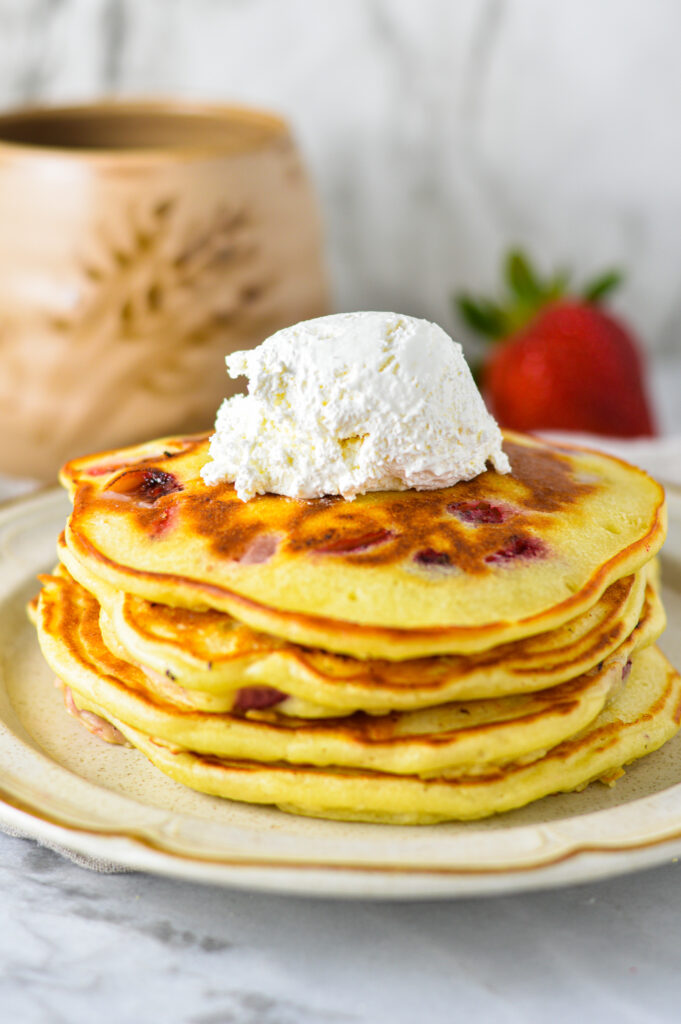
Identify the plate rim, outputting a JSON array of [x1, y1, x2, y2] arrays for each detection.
[[2, 484, 681, 898]]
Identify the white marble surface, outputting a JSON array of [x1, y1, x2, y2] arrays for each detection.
[[1, 3, 681, 1017], [1, 829, 681, 1024], [1, 396, 681, 1022]]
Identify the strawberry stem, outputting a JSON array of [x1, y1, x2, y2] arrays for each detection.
[[455, 249, 623, 342]]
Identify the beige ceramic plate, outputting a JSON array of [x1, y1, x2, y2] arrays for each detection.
[[2, 487, 681, 899]]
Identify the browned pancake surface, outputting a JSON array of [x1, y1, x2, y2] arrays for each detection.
[[61, 431, 666, 658]]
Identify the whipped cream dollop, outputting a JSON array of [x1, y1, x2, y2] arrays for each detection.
[[201, 311, 510, 501]]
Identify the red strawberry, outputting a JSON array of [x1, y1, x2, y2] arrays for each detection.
[[456, 252, 656, 437]]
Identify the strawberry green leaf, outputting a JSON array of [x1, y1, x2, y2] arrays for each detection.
[[453, 250, 626, 346], [505, 250, 542, 302], [582, 269, 623, 304], [456, 296, 507, 338]]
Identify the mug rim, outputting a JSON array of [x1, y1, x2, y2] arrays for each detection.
[[0, 97, 290, 160]]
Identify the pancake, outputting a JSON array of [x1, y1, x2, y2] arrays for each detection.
[[30, 423, 679, 824], [96, 610, 343, 719], [59, 530, 653, 712], [61, 431, 666, 660], [67, 646, 681, 823], [33, 569, 662, 776]]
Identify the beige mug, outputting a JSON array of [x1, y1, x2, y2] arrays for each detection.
[[0, 100, 329, 480]]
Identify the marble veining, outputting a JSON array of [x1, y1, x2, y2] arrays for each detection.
[[0, 0, 678, 368], [0, 4, 681, 1019], [2, 830, 681, 1023]]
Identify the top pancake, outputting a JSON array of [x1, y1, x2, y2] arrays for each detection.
[[61, 431, 666, 660]]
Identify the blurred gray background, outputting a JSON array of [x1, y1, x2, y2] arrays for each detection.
[[0, 0, 679, 375]]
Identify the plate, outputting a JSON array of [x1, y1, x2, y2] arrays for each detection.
[[1, 486, 681, 899]]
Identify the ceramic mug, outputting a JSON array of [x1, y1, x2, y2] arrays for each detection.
[[0, 100, 329, 480]]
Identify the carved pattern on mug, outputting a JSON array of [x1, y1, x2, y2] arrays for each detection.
[[44, 197, 273, 443]]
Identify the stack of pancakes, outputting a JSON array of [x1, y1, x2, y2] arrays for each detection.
[[30, 431, 680, 823]]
